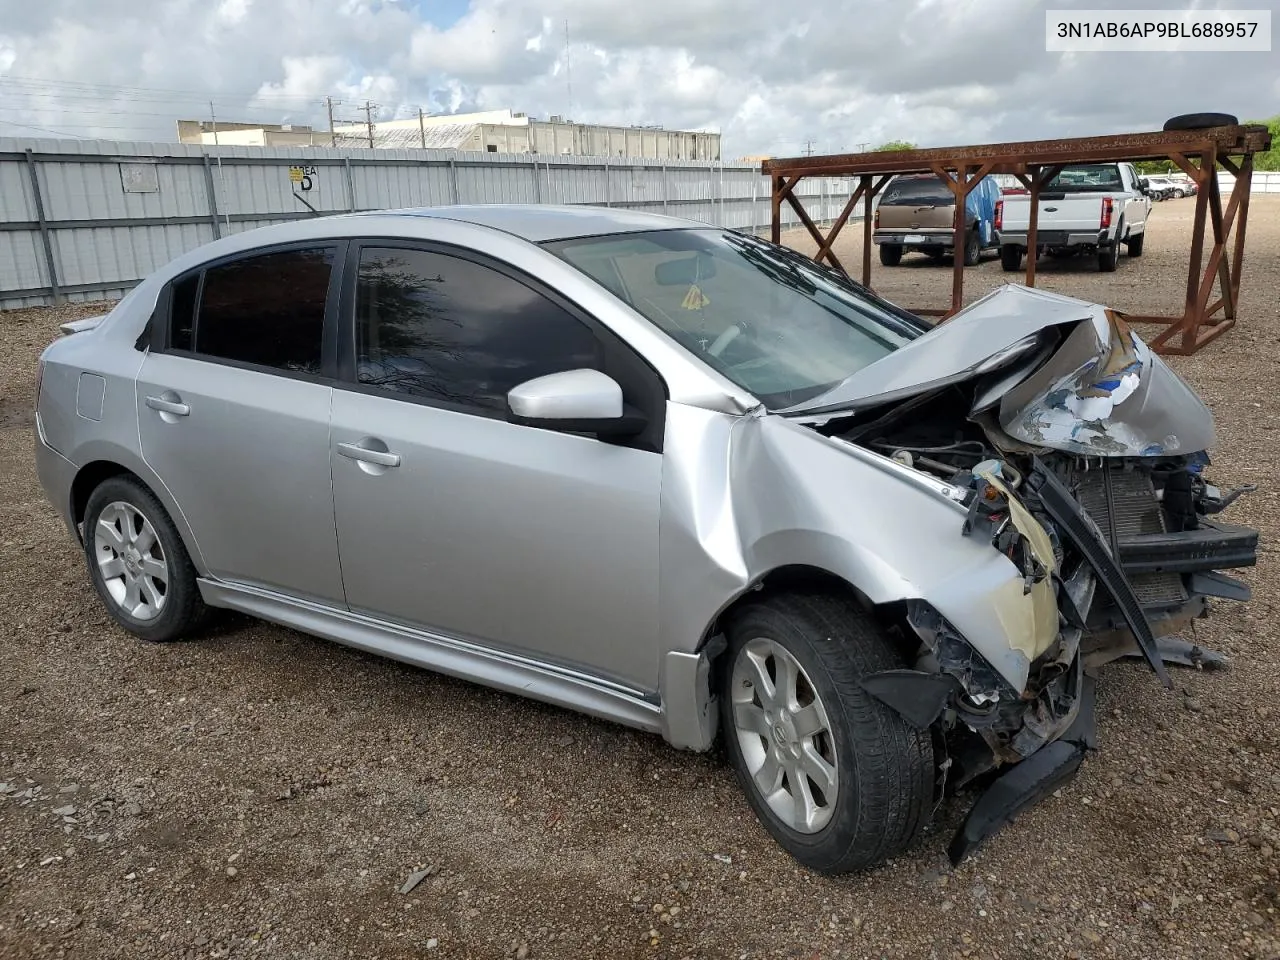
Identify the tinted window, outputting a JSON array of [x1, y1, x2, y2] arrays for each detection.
[[355, 247, 604, 412], [193, 247, 334, 373], [1043, 164, 1124, 193], [880, 175, 953, 207], [169, 273, 199, 351]]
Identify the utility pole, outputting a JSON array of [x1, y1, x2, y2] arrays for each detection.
[[418, 107, 426, 149], [208, 101, 230, 230], [327, 97, 336, 147], [802, 138, 816, 156], [363, 101, 377, 149], [564, 19, 572, 117]]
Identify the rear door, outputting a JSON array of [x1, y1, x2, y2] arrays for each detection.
[[328, 242, 664, 691], [877, 176, 956, 235], [135, 243, 347, 604]]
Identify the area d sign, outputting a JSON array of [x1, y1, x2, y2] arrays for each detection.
[[288, 165, 317, 191]]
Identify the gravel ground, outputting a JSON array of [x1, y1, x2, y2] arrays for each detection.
[[1, 196, 1278, 960]]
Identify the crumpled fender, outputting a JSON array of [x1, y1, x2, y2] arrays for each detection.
[[658, 404, 1058, 693]]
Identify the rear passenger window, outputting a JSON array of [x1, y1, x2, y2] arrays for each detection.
[[188, 247, 334, 374]]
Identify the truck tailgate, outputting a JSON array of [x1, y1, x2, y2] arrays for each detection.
[[1001, 194, 1104, 234]]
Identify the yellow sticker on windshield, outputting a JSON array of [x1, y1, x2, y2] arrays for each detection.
[[681, 284, 710, 310]]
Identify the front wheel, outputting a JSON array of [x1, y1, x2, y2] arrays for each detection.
[[720, 593, 934, 874]]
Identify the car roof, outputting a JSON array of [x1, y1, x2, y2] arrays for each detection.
[[362, 204, 706, 243]]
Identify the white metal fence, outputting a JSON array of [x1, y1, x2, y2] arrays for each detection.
[[0, 137, 861, 309]]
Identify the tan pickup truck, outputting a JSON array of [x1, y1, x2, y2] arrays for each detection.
[[873, 173, 1001, 267]]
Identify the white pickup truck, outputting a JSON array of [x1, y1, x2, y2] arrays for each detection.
[[994, 162, 1152, 273]]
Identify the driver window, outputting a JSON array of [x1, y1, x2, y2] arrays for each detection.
[[353, 247, 604, 413]]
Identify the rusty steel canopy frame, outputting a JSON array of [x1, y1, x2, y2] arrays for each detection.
[[763, 124, 1273, 355]]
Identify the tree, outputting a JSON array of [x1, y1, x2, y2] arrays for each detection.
[[1135, 160, 1174, 175], [873, 140, 917, 152], [1245, 115, 1280, 171]]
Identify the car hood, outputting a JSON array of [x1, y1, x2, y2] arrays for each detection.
[[781, 284, 1216, 457]]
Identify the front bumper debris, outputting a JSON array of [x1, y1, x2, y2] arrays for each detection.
[[949, 671, 1096, 865]]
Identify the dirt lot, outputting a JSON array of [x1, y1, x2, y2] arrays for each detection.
[[2, 196, 1278, 960]]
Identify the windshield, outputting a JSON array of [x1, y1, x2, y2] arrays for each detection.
[[545, 229, 924, 409], [1044, 163, 1124, 193], [879, 175, 954, 207]]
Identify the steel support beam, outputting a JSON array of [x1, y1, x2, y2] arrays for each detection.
[[24, 149, 61, 304], [762, 123, 1270, 352]]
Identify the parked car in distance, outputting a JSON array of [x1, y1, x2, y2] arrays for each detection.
[[1142, 176, 1176, 201], [995, 162, 1152, 272], [1164, 173, 1197, 197], [35, 205, 1258, 874], [872, 173, 1001, 266]]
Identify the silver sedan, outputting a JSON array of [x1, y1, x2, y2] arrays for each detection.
[[34, 204, 1258, 872]]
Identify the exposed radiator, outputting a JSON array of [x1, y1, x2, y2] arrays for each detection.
[[1072, 468, 1188, 606]]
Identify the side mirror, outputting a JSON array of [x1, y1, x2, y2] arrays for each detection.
[[507, 369, 646, 438]]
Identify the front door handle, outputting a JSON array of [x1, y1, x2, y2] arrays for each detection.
[[336, 441, 401, 468], [145, 394, 190, 417]]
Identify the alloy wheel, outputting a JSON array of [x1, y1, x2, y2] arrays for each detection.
[[93, 500, 169, 621], [730, 637, 839, 833]]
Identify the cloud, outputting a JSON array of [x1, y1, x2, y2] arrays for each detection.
[[0, 0, 1275, 157]]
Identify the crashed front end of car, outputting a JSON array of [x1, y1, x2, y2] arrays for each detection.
[[786, 284, 1259, 862]]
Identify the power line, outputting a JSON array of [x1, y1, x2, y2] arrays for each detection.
[[0, 74, 333, 103], [0, 118, 89, 138]]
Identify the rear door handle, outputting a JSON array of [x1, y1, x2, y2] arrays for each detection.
[[336, 441, 401, 468], [145, 395, 190, 417]]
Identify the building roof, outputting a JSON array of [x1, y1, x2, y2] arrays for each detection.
[[333, 122, 479, 150], [371, 203, 702, 241]]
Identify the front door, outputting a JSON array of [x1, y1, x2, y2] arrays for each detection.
[[136, 244, 345, 604], [329, 244, 663, 691]]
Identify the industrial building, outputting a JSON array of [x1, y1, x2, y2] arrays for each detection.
[[176, 109, 721, 160]]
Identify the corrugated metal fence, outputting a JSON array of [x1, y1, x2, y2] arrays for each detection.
[[0, 137, 861, 309]]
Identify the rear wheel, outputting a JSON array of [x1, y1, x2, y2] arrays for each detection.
[[1098, 229, 1122, 272], [83, 475, 207, 643], [879, 244, 903, 267], [963, 229, 981, 267], [1000, 244, 1023, 272], [720, 593, 934, 874], [1126, 231, 1145, 257]]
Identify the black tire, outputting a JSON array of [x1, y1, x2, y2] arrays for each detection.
[[1098, 233, 1121, 272], [1000, 244, 1022, 272], [719, 592, 934, 874], [1126, 231, 1145, 257], [963, 229, 981, 267], [83, 475, 207, 643], [1164, 112, 1237, 131], [879, 244, 903, 267]]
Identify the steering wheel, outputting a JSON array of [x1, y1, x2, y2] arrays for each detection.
[[707, 324, 742, 358]]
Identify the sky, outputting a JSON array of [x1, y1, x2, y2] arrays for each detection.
[[0, 0, 1276, 158]]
